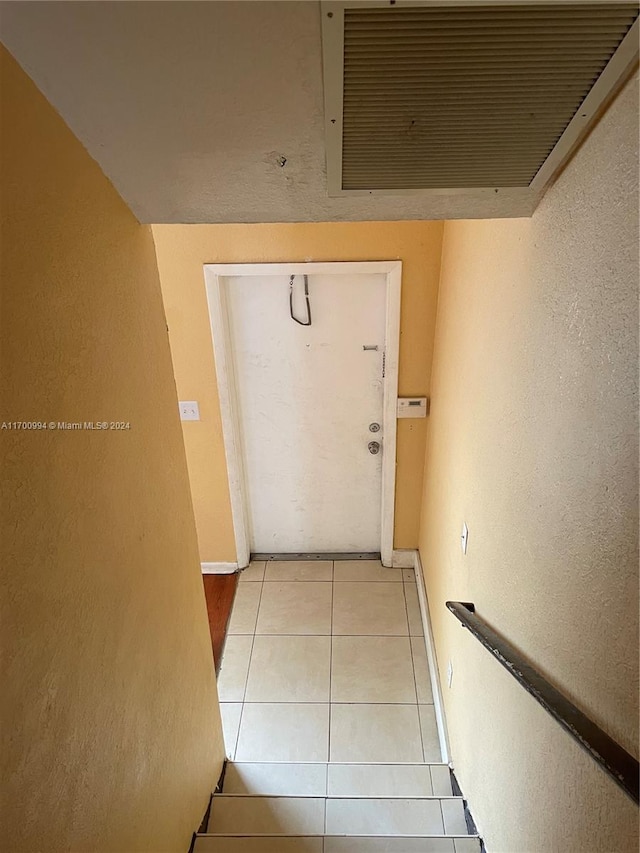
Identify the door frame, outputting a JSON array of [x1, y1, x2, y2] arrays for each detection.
[[203, 261, 402, 568]]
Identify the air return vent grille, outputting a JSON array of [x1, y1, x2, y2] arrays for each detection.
[[322, 2, 639, 196]]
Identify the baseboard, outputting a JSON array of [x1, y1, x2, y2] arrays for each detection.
[[391, 548, 416, 568], [413, 550, 452, 765], [201, 562, 239, 575]]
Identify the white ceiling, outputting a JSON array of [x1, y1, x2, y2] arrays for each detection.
[[0, 1, 543, 223]]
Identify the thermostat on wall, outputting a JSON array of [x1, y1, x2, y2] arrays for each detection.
[[397, 397, 428, 418]]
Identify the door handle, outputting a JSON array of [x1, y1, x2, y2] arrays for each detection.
[[368, 441, 381, 455]]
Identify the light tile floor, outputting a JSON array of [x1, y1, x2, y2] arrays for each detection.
[[219, 560, 441, 764]]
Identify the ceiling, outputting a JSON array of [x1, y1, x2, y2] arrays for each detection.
[[0, 1, 622, 223]]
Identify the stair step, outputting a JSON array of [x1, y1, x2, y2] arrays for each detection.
[[326, 797, 467, 836], [194, 835, 481, 852], [210, 796, 324, 835], [208, 794, 468, 836], [328, 764, 452, 797], [223, 762, 327, 796], [222, 762, 453, 797]]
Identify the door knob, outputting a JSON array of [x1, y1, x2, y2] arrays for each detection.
[[369, 422, 381, 433], [368, 441, 381, 455]]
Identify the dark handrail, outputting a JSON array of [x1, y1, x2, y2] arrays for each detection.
[[446, 601, 639, 804]]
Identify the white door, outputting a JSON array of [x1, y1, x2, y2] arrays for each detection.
[[225, 271, 387, 553]]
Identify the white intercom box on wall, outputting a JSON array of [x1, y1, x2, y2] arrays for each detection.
[[397, 397, 428, 418]]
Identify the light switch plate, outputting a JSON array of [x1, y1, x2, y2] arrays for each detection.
[[179, 401, 200, 421]]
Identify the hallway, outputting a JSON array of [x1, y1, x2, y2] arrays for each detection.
[[197, 560, 480, 850], [2, 4, 638, 847]]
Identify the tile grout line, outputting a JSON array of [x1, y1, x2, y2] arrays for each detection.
[[403, 578, 413, 636], [402, 578, 428, 764], [234, 564, 266, 761], [237, 700, 431, 705], [405, 577, 425, 640], [405, 577, 441, 763], [232, 633, 415, 637], [439, 797, 447, 837], [227, 761, 450, 765], [327, 561, 335, 805], [405, 578, 431, 698], [403, 586, 421, 709], [236, 631, 416, 636]]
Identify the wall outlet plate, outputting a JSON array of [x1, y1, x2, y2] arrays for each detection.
[[179, 400, 200, 421], [461, 522, 469, 555]]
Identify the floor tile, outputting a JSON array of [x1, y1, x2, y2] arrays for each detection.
[[256, 582, 332, 635], [219, 703, 242, 759], [227, 582, 261, 634], [330, 704, 424, 763], [334, 560, 402, 582], [430, 764, 453, 796], [404, 582, 424, 636], [217, 635, 253, 701], [332, 582, 409, 636], [331, 636, 416, 703], [223, 762, 327, 796], [411, 636, 434, 704], [324, 840, 454, 853], [245, 635, 331, 702], [236, 703, 329, 762], [327, 764, 433, 797], [419, 704, 442, 762], [238, 561, 266, 582], [441, 798, 468, 835], [209, 795, 324, 835], [214, 565, 459, 847], [265, 560, 332, 581], [195, 839, 323, 853], [325, 797, 444, 835]]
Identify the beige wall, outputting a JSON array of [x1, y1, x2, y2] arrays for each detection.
[[419, 73, 639, 852], [152, 221, 444, 562], [0, 48, 224, 852]]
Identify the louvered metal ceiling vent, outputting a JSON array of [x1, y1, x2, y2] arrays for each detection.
[[321, 2, 639, 198]]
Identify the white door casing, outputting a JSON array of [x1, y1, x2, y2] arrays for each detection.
[[204, 262, 401, 567]]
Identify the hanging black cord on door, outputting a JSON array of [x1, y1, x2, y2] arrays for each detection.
[[289, 274, 312, 326]]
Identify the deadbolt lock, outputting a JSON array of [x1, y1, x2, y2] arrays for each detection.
[[368, 441, 381, 455], [369, 422, 381, 433]]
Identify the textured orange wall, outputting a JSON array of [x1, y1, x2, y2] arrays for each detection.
[[418, 73, 639, 853], [1, 47, 224, 852]]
